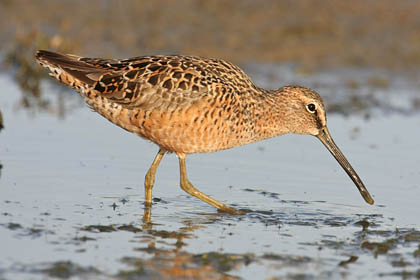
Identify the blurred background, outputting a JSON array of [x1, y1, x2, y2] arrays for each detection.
[[1, 0, 420, 120], [3, 0, 420, 68]]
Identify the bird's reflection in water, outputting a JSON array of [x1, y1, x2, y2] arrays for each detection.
[[142, 205, 153, 230], [127, 203, 250, 278]]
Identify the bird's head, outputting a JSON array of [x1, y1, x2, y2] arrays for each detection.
[[276, 85, 374, 205]]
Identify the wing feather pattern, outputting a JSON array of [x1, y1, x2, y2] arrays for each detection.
[[35, 50, 257, 111]]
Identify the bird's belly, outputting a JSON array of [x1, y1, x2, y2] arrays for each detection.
[[129, 107, 255, 154], [86, 96, 256, 154]]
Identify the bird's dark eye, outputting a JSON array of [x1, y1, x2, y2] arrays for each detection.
[[306, 103, 316, 113]]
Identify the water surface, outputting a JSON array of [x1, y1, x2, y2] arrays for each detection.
[[1, 72, 420, 279]]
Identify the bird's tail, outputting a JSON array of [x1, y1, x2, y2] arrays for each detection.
[[35, 50, 105, 92]]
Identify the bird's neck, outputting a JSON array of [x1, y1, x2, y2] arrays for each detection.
[[249, 89, 292, 141]]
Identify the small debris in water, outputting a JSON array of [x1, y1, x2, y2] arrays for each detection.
[[354, 220, 370, 231], [80, 225, 116, 233], [193, 252, 254, 272], [361, 239, 395, 255], [73, 236, 96, 242], [338, 256, 358, 267], [117, 224, 142, 233], [7, 223, 22, 230]]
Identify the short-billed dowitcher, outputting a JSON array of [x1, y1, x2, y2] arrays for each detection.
[[35, 50, 374, 214]]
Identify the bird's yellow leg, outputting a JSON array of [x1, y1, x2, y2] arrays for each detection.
[[144, 149, 166, 206], [142, 207, 152, 226], [176, 152, 243, 214]]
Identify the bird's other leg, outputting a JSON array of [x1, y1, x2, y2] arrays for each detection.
[[176, 152, 243, 214], [144, 148, 166, 207]]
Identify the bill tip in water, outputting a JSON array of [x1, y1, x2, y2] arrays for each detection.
[[363, 193, 374, 205]]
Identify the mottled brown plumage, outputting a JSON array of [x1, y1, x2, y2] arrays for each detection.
[[35, 50, 374, 214]]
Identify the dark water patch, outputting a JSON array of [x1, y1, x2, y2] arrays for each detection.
[[242, 188, 281, 199], [10, 261, 103, 279], [81, 225, 117, 233], [80, 224, 144, 234], [1, 222, 54, 238], [354, 213, 383, 224], [390, 257, 412, 268], [118, 257, 147, 279], [134, 245, 168, 255], [73, 236, 96, 243], [78, 223, 195, 248], [117, 224, 142, 233], [152, 197, 165, 203], [338, 256, 358, 267], [245, 211, 284, 227], [405, 232, 420, 242], [118, 252, 245, 279], [240, 202, 362, 229], [25, 226, 53, 237], [5, 222, 22, 230], [259, 191, 281, 199], [243, 188, 257, 193], [322, 216, 350, 227], [358, 228, 420, 263], [190, 212, 225, 225], [412, 98, 420, 110], [379, 270, 420, 279], [362, 228, 420, 242], [281, 273, 317, 280], [145, 229, 193, 240], [39, 261, 101, 279], [193, 252, 254, 273], [320, 239, 348, 250], [261, 253, 312, 266]]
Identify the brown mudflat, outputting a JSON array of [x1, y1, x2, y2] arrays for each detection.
[[35, 50, 374, 214]]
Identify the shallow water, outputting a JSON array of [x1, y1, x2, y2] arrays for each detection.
[[1, 72, 420, 279]]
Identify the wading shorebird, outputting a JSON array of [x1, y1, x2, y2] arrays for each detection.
[[35, 50, 374, 214]]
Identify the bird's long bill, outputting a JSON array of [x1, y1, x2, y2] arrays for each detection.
[[317, 127, 374, 205]]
